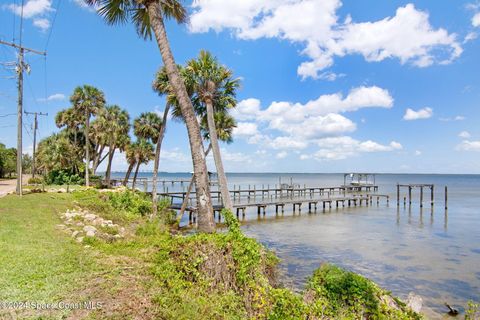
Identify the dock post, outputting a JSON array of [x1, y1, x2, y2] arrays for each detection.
[[431, 185, 435, 206], [408, 186, 412, 206], [420, 187, 424, 208], [396, 184, 400, 206], [444, 186, 448, 209]]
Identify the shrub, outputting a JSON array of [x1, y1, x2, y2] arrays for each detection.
[[45, 169, 84, 185], [107, 189, 152, 216], [28, 177, 43, 184]]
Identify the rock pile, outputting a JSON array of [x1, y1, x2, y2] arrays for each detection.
[[59, 209, 126, 243]]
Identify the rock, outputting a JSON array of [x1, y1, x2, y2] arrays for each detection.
[[65, 219, 73, 225], [72, 230, 80, 238], [76, 237, 84, 243], [407, 292, 423, 313], [92, 218, 104, 226], [57, 188, 67, 193], [55, 224, 66, 230], [381, 295, 400, 311], [64, 211, 79, 219], [119, 227, 125, 235], [83, 225, 97, 237], [75, 222, 84, 227], [84, 213, 97, 221]]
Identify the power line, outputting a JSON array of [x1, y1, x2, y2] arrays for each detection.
[[45, 0, 62, 51], [0, 113, 16, 117]]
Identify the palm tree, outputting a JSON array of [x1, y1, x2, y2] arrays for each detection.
[[55, 108, 84, 146], [123, 142, 137, 186], [178, 112, 237, 222], [97, 105, 131, 186], [131, 139, 154, 190], [133, 112, 166, 217], [36, 131, 81, 175], [70, 85, 106, 187], [184, 51, 241, 212], [84, 0, 215, 233]]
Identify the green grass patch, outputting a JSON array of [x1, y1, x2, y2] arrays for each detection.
[[0, 193, 98, 319]]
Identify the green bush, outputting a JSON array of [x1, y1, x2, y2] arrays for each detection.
[[28, 177, 43, 184], [45, 169, 84, 185], [107, 189, 152, 216]]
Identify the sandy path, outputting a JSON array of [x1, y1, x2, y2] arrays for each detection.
[[0, 176, 30, 198]]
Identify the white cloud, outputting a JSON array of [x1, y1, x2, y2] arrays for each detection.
[[415, 150, 422, 156], [457, 140, 480, 151], [439, 115, 465, 122], [276, 151, 288, 159], [5, 0, 53, 31], [464, 32, 478, 43], [459, 131, 471, 138], [312, 136, 402, 160], [190, 1, 462, 79], [33, 18, 50, 31], [403, 107, 433, 120], [38, 93, 65, 102], [232, 86, 393, 152], [233, 122, 258, 136], [473, 12, 480, 27]]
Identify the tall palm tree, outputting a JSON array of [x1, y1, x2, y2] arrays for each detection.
[[84, 0, 215, 233], [133, 112, 167, 216], [70, 85, 106, 187], [98, 105, 131, 186], [131, 139, 154, 190], [178, 112, 237, 222], [184, 51, 241, 212]]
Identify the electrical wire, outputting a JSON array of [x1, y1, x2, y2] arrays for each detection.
[[45, 0, 62, 51]]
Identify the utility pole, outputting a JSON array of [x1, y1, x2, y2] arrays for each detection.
[[0, 40, 46, 195], [24, 111, 48, 178]]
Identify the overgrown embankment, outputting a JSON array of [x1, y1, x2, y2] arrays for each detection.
[[0, 189, 426, 319]]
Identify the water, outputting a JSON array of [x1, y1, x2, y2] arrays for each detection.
[[113, 172, 480, 317]]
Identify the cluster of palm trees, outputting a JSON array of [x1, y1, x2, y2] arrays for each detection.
[[73, 0, 240, 232]]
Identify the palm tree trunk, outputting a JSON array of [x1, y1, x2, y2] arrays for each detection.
[[105, 146, 115, 187], [85, 109, 90, 187], [146, 2, 214, 233], [177, 144, 212, 225], [123, 162, 135, 186], [93, 144, 105, 174], [132, 161, 141, 190], [152, 104, 170, 219], [205, 101, 233, 211]]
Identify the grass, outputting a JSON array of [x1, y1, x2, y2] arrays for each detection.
[[0, 193, 98, 319], [0, 191, 425, 319]]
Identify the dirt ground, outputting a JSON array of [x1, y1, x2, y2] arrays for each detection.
[[0, 176, 30, 198]]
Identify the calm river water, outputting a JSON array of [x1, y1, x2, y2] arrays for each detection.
[[114, 172, 480, 317]]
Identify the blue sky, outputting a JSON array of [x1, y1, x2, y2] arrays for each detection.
[[0, 0, 479, 173]]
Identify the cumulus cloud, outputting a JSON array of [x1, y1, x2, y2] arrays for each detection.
[[5, 0, 53, 31], [459, 131, 471, 138], [457, 140, 480, 151], [313, 136, 402, 160], [230, 86, 396, 154], [403, 107, 433, 120], [190, 1, 462, 79], [233, 122, 258, 136]]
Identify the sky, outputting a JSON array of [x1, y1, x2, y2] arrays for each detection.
[[0, 0, 479, 173]]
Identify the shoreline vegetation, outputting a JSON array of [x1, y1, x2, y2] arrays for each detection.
[[0, 187, 440, 319]]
